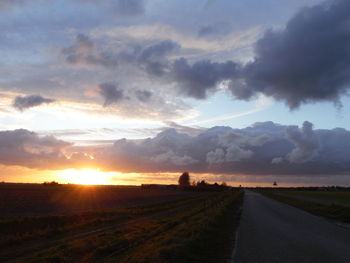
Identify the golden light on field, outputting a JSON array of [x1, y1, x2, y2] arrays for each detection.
[[58, 168, 111, 185]]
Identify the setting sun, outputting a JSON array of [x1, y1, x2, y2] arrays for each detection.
[[58, 169, 110, 185]]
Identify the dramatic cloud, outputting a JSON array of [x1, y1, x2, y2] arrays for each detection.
[[3, 0, 347, 123], [97, 83, 124, 106], [237, 0, 350, 108], [138, 40, 180, 76], [0, 129, 71, 169], [285, 121, 319, 163], [13, 95, 55, 111], [1, 121, 350, 178], [123, 0, 350, 107], [173, 0, 350, 106], [62, 35, 179, 73], [94, 121, 350, 175], [59, 0, 350, 109], [169, 58, 239, 99]]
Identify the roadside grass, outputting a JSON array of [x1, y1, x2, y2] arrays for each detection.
[[271, 190, 350, 207], [7, 191, 243, 263], [259, 190, 350, 223]]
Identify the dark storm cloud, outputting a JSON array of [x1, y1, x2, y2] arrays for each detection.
[[234, 0, 350, 108], [170, 58, 239, 99], [140, 0, 350, 107], [106, 0, 350, 106], [97, 83, 124, 106], [13, 95, 55, 111], [138, 40, 180, 76], [95, 121, 350, 176]]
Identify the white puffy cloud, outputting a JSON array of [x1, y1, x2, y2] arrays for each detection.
[[225, 145, 253, 162], [206, 148, 225, 164], [285, 121, 319, 163], [271, 157, 283, 164]]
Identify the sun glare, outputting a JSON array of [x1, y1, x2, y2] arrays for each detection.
[[59, 169, 110, 185]]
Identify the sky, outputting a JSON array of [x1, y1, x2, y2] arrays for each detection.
[[0, 0, 350, 186]]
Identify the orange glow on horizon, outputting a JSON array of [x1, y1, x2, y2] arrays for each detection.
[[1, 164, 336, 187], [58, 168, 112, 185]]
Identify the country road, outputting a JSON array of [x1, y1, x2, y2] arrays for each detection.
[[233, 190, 350, 263]]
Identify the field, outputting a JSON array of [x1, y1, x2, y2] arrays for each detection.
[[258, 189, 350, 223], [0, 184, 203, 217], [265, 190, 350, 206], [0, 184, 243, 263]]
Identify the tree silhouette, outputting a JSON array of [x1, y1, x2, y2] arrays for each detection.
[[178, 172, 190, 187]]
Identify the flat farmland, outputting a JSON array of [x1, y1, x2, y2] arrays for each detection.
[[0, 184, 202, 217], [268, 190, 350, 207], [0, 184, 243, 263]]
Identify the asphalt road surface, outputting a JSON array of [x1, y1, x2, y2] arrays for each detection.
[[233, 190, 350, 263]]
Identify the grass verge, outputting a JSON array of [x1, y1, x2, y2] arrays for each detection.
[[259, 190, 350, 223]]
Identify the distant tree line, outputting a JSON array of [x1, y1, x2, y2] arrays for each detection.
[[42, 181, 60, 186], [178, 172, 230, 191]]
